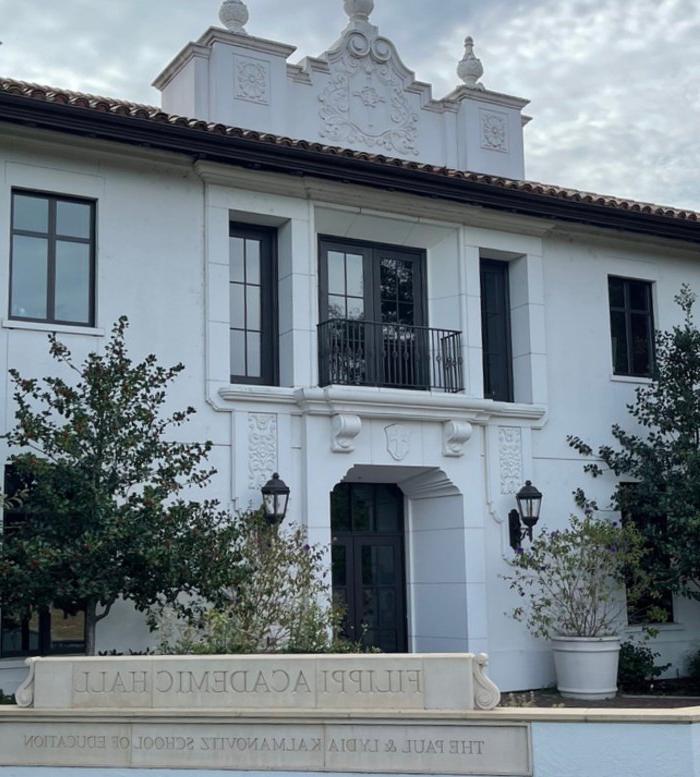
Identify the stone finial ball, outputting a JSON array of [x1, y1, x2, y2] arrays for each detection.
[[220, 0, 249, 32], [344, 0, 375, 20]]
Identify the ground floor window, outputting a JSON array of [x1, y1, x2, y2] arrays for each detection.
[[0, 465, 86, 658]]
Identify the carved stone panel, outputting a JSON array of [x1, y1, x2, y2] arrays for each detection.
[[319, 32, 419, 155], [234, 54, 270, 105], [480, 109, 508, 153], [498, 427, 523, 495], [248, 413, 278, 491], [385, 423, 411, 462]]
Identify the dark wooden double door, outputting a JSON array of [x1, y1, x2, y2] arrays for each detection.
[[331, 483, 407, 653]]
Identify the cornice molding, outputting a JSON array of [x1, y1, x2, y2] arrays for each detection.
[[216, 385, 547, 425]]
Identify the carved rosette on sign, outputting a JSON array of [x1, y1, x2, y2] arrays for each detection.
[[319, 29, 419, 156]]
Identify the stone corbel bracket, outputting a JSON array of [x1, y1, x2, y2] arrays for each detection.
[[331, 413, 362, 453], [15, 657, 36, 708], [442, 420, 473, 457], [473, 653, 501, 710]]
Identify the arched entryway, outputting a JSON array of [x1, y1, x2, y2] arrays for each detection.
[[330, 482, 407, 653]]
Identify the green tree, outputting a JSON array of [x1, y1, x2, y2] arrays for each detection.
[[0, 317, 241, 655], [569, 285, 700, 602]]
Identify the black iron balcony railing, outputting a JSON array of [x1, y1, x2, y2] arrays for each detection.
[[318, 319, 464, 393]]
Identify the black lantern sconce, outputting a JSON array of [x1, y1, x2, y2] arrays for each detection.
[[261, 473, 290, 527], [508, 480, 543, 551]]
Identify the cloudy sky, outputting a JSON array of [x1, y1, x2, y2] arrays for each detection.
[[1, 0, 699, 211]]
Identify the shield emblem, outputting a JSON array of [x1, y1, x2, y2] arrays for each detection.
[[385, 424, 411, 462]]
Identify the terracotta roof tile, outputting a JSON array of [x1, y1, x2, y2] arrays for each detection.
[[1, 77, 699, 226]]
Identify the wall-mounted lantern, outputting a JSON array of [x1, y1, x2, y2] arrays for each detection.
[[508, 480, 543, 551], [261, 473, 290, 527]]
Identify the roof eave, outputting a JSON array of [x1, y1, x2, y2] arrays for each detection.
[[0, 91, 698, 246]]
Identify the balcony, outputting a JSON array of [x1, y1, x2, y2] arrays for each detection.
[[318, 319, 464, 393]]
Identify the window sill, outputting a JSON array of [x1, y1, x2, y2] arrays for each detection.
[[2, 320, 105, 337], [610, 374, 653, 385], [625, 623, 685, 634]]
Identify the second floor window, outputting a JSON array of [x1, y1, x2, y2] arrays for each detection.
[[481, 258, 513, 402], [10, 190, 96, 326], [609, 276, 654, 377], [229, 224, 277, 386]]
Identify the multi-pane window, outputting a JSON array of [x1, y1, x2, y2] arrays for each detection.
[[0, 466, 86, 658], [609, 277, 655, 377], [10, 190, 95, 326], [229, 224, 277, 386], [480, 259, 513, 402]]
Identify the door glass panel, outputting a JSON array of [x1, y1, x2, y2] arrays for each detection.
[[379, 590, 397, 627], [347, 298, 364, 320], [351, 485, 375, 532], [328, 251, 345, 295], [328, 295, 346, 319], [374, 545, 395, 585], [332, 544, 347, 587], [11, 235, 48, 319], [346, 254, 364, 297], [230, 330, 246, 376], [27, 612, 40, 653], [361, 587, 378, 627]]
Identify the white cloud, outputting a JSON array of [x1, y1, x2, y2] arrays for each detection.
[[0, 0, 698, 210]]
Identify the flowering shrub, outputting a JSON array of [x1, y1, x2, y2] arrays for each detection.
[[156, 510, 363, 655], [503, 491, 662, 640]]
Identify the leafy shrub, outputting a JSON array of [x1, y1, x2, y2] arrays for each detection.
[[503, 492, 656, 640], [0, 689, 15, 706], [156, 511, 365, 655], [687, 649, 700, 680], [618, 641, 670, 692]]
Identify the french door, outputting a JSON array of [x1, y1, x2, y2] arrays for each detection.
[[330, 483, 408, 653], [319, 238, 428, 389]]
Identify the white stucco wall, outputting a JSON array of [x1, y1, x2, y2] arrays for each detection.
[[0, 122, 699, 696]]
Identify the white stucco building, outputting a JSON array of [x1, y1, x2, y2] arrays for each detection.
[[0, 0, 698, 694]]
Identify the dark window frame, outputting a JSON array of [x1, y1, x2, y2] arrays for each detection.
[[608, 276, 655, 378], [229, 222, 279, 387], [480, 258, 514, 403], [0, 465, 87, 659], [318, 235, 428, 326], [9, 188, 97, 327]]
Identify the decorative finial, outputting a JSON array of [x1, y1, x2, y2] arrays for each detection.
[[220, 0, 249, 34], [458, 36, 485, 90], [344, 0, 375, 22]]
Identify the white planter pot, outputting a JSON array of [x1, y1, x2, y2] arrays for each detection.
[[551, 636, 621, 701]]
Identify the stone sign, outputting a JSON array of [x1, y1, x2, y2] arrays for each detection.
[[15, 653, 501, 712], [0, 654, 531, 775], [0, 719, 530, 775]]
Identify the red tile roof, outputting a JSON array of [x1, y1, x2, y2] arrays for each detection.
[[1, 77, 698, 228]]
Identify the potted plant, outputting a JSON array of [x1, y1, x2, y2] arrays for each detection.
[[504, 491, 659, 700]]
